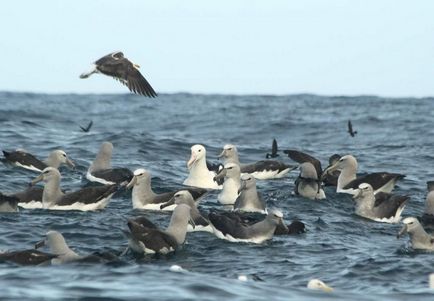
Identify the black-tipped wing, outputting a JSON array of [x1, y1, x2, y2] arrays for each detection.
[[373, 192, 409, 218], [206, 161, 223, 173], [57, 185, 118, 206], [153, 191, 176, 204], [343, 172, 405, 191], [96, 56, 157, 98], [241, 160, 293, 174], [284, 150, 322, 176], [2, 150, 47, 171], [0, 250, 57, 265], [130, 216, 158, 229], [208, 212, 247, 238], [186, 187, 208, 200], [128, 221, 178, 253], [272, 139, 278, 156], [13, 186, 43, 203], [91, 168, 133, 184]]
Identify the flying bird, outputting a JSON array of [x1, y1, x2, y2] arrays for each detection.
[[79, 121, 93, 132], [347, 120, 357, 137], [266, 139, 279, 159], [80, 51, 157, 97]]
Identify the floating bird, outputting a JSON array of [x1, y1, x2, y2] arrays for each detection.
[[209, 209, 284, 243], [2, 149, 75, 172], [347, 120, 357, 137], [0, 193, 19, 212], [234, 174, 266, 212], [353, 183, 408, 223], [307, 279, 334, 292], [125, 203, 194, 254], [420, 181, 434, 227], [284, 149, 340, 187], [184, 144, 221, 189], [397, 217, 434, 251], [0, 249, 58, 266], [265, 139, 279, 159], [80, 51, 157, 97], [32, 167, 118, 211], [160, 190, 212, 232], [273, 220, 306, 235], [86, 141, 133, 185], [79, 120, 93, 132], [322, 155, 405, 195], [126, 168, 207, 210], [214, 163, 241, 205], [294, 162, 326, 200], [219, 144, 295, 180]]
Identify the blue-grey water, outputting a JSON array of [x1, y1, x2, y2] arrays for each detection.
[[0, 92, 434, 300]]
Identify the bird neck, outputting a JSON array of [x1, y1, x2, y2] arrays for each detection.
[[425, 192, 434, 215], [42, 178, 63, 207], [166, 212, 189, 245], [132, 179, 156, 206], [337, 165, 357, 190], [45, 154, 60, 168], [91, 152, 112, 171]]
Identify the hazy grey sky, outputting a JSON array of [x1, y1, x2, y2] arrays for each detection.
[[1, 0, 433, 96]]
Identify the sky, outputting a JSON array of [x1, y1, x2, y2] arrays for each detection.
[[1, 0, 433, 97]]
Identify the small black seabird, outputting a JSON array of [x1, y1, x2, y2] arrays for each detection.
[[348, 120, 357, 137], [80, 51, 157, 97], [266, 139, 279, 159]]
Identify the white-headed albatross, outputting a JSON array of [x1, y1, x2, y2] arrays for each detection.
[[184, 144, 221, 189], [397, 217, 434, 251], [32, 167, 118, 211], [218, 144, 296, 180]]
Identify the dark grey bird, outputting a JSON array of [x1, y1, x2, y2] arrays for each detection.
[[79, 120, 93, 132], [80, 51, 157, 97], [127, 168, 207, 210], [348, 120, 357, 137], [266, 139, 279, 159], [2, 149, 75, 172], [353, 183, 408, 222], [31, 167, 118, 211], [86, 141, 133, 185], [322, 155, 405, 195], [0, 193, 20, 212], [284, 149, 340, 187], [209, 209, 284, 243], [125, 203, 194, 255], [160, 190, 212, 232]]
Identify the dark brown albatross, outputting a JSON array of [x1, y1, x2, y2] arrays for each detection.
[[80, 51, 157, 97]]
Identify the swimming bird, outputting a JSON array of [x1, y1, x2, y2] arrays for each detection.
[[0, 249, 58, 266], [322, 155, 405, 195], [13, 186, 44, 209], [397, 217, 434, 251], [31, 167, 118, 211], [209, 209, 283, 243], [160, 190, 212, 232], [125, 203, 194, 254], [86, 141, 133, 185], [284, 149, 340, 187], [218, 144, 295, 180], [2, 149, 75, 172], [274, 220, 306, 235], [35, 231, 81, 264], [294, 162, 326, 200], [79, 120, 93, 132], [347, 120, 357, 137], [307, 279, 334, 292], [0, 193, 19, 212], [353, 183, 408, 223], [214, 163, 241, 205], [265, 139, 279, 159], [234, 174, 266, 212], [420, 181, 434, 227], [126, 168, 207, 210], [79, 51, 157, 97], [184, 144, 221, 189]]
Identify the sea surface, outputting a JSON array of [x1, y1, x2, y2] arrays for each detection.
[[0, 92, 434, 300]]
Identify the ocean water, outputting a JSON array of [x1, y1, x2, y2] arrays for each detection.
[[0, 92, 434, 300]]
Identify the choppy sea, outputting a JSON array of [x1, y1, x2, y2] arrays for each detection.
[[1, 92, 434, 300]]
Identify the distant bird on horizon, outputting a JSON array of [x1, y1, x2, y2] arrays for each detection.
[[347, 120, 357, 137], [80, 51, 157, 97], [266, 139, 279, 159], [79, 120, 93, 132]]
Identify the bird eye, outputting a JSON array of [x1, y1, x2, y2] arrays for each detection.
[[339, 158, 344, 162], [228, 167, 233, 170], [409, 222, 413, 225], [44, 170, 50, 174], [228, 148, 232, 150], [198, 149, 202, 152], [62, 154, 66, 157]]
